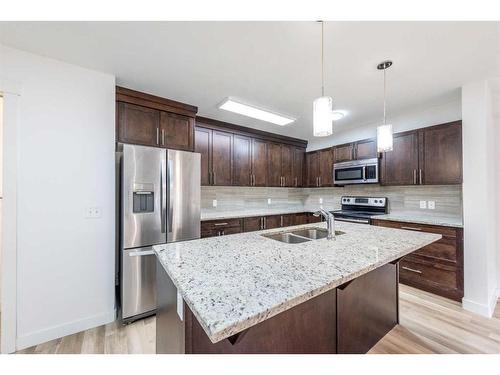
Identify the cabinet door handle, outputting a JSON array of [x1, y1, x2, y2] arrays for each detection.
[[156, 127, 160, 145], [264, 217, 266, 229], [213, 171, 216, 185], [221, 230, 225, 236], [401, 226, 422, 231], [419, 169, 423, 185], [214, 222, 228, 226], [295, 177, 298, 187], [401, 266, 422, 274], [161, 129, 165, 146], [319, 176, 322, 187], [280, 215, 283, 227], [413, 169, 417, 185]]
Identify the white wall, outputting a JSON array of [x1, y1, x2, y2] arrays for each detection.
[[307, 94, 461, 151], [461, 80, 498, 317], [0, 45, 116, 350]]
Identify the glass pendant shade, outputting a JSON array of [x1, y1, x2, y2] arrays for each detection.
[[377, 124, 393, 152], [313, 96, 333, 137]]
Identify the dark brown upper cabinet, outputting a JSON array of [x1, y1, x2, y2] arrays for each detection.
[[194, 125, 233, 186], [333, 143, 354, 163], [160, 112, 194, 151], [292, 147, 305, 187], [116, 86, 197, 151], [306, 148, 334, 187], [354, 138, 378, 160], [267, 142, 282, 187], [117, 102, 160, 147], [252, 139, 268, 187], [192, 116, 308, 187], [419, 121, 462, 185], [380, 121, 462, 186], [232, 134, 252, 186], [380, 130, 419, 185], [333, 138, 378, 163], [267, 143, 297, 187]]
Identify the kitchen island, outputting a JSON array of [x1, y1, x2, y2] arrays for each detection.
[[153, 221, 441, 354]]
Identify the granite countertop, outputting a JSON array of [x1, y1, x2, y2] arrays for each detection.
[[201, 208, 463, 228], [200, 207, 321, 221], [372, 213, 463, 228], [154, 221, 441, 344]]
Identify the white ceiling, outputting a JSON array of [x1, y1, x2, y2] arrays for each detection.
[[1, 21, 499, 142]]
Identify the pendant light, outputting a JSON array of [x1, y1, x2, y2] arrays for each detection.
[[377, 60, 394, 152], [313, 21, 333, 137]]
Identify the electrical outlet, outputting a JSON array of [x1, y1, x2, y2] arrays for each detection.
[[212, 199, 217, 208], [419, 200, 427, 209], [319, 198, 323, 204], [267, 198, 272, 205], [85, 207, 102, 219], [428, 201, 435, 210]]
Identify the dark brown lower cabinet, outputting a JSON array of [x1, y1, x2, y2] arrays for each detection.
[[242, 217, 263, 232], [371, 219, 463, 301], [158, 262, 398, 353], [201, 218, 242, 238], [293, 212, 310, 225]]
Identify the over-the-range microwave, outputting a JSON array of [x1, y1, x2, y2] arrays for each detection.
[[333, 158, 379, 185]]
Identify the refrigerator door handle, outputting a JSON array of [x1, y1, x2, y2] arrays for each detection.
[[167, 158, 173, 234], [128, 250, 155, 257], [160, 158, 166, 233]]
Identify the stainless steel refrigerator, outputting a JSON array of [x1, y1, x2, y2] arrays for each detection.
[[118, 144, 200, 322]]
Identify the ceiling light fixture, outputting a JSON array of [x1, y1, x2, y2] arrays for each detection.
[[218, 97, 295, 126], [377, 60, 394, 153], [313, 21, 334, 137]]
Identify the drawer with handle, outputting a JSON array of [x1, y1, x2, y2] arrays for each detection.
[[399, 256, 461, 300], [201, 218, 242, 238]]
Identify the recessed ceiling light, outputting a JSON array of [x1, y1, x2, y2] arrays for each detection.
[[218, 97, 296, 126], [331, 111, 347, 121]]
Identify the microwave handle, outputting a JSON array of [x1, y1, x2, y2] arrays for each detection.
[[362, 166, 366, 181]]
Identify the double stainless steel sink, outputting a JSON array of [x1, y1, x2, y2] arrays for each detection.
[[261, 227, 345, 244]]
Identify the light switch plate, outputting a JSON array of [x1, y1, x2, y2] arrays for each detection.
[[267, 198, 272, 205], [319, 198, 323, 204], [419, 200, 427, 209], [212, 199, 217, 207], [428, 201, 435, 209]]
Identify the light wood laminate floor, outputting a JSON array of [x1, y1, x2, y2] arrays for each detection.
[[16, 285, 500, 354]]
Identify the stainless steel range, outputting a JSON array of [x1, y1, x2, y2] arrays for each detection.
[[331, 196, 388, 224]]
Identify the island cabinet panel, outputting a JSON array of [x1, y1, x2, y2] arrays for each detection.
[[160, 112, 194, 151], [419, 121, 462, 185], [292, 147, 305, 187], [117, 102, 160, 147], [184, 288, 337, 354], [380, 130, 419, 185], [201, 219, 242, 238], [232, 135, 252, 186], [336, 263, 398, 354], [267, 142, 282, 187], [371, 219, 464, 301]]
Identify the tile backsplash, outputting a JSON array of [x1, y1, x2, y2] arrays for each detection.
[[201, 185, 463, 218]]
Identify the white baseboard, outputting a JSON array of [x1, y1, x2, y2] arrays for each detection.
[[462, 291, 498, 318], [16, 309, 116, 351]]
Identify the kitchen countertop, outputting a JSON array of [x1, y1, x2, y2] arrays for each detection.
[[372, 213, 463, 228], [154, 221, 441, 344], [202, 208, 463, 228]]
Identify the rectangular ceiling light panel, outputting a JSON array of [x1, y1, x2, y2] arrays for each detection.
[[219, 98, 295, 126]]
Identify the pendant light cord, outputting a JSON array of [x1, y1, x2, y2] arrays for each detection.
[[321, 21, 324, 97], [383, 67, 386, 125]]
